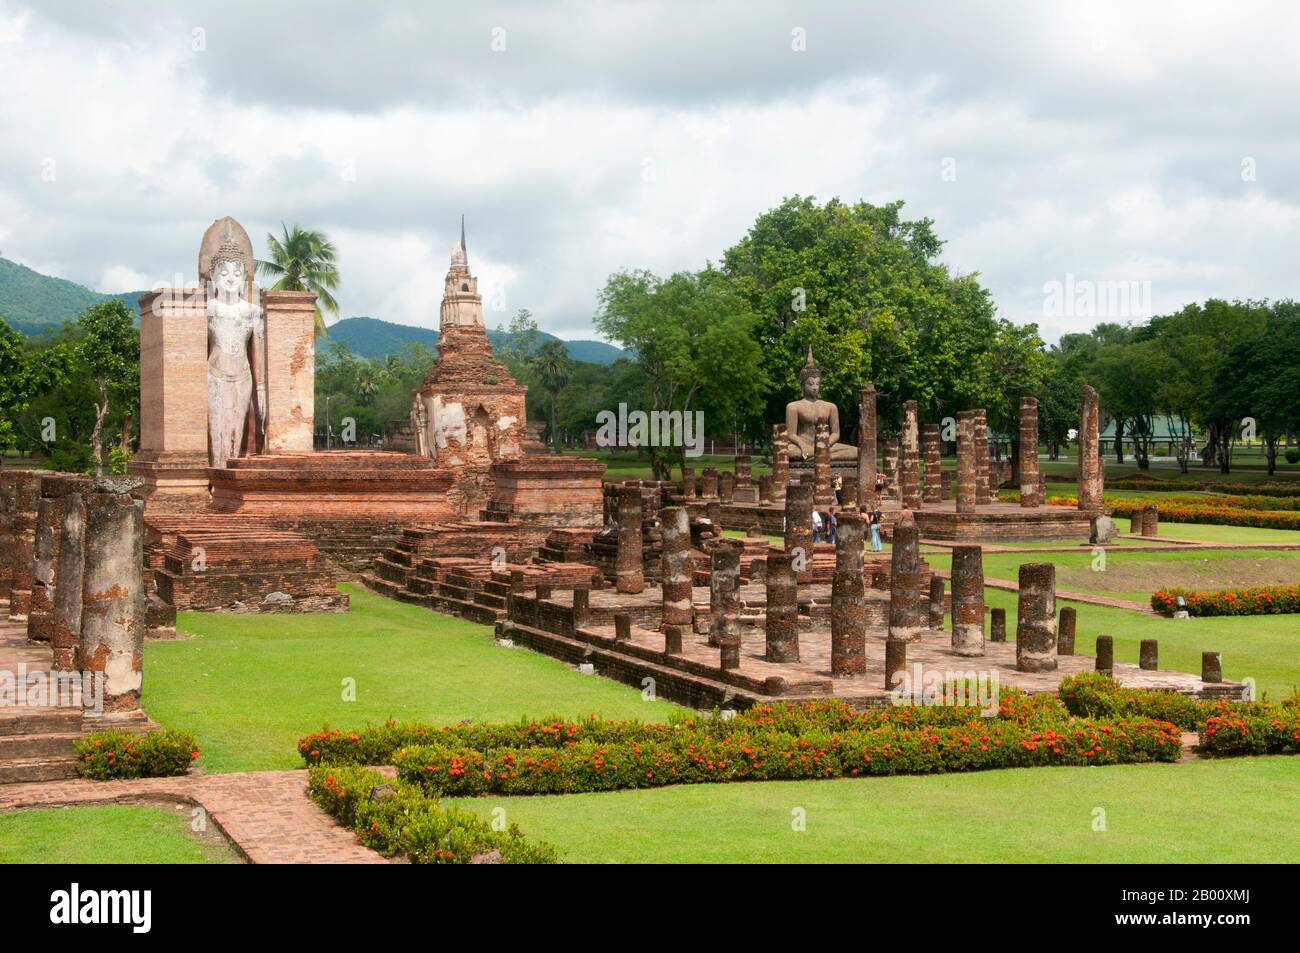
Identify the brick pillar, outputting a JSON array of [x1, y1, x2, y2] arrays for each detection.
[[784, 483, 814, 584], [927, 575, 945, 629], [888, 510, 926, 642], [262, 289, 317, 453], [27, 497, 57, 642], [719, 608, 741, 670], [51, 493, 85, 672], [764, 553, 799, 663], [1015, 562, 1057, 673], [771, 424, 789, 502], [615, 485, 645, 594], [1201, 651, 1222, 683], [900, 400, 922, 510], [1019, 397, 1041, 507], [1140, 639, 1158, 670], [5, 470, 40, 622], [922, 423, 942, 505], [659, 506, 692, 629], [884, 637, 907, 692], [956, 411, 977, 515], [830, 514, 866, 677], [841, 475, 858, 509], [974, 409, 992, 505], [735, 455, 752, 490], [1078, 384, 1103, 511], [883, 439, 899, 500], [857, 385, 878, 509], [814, 422, 834, 508], [80, 480, 145, 712], [681, 467, 695, 499], [718, 471, 734, 503], [989, 606, 1007, 642], [1058, 606, 1076, 655], [701, 468, 718, 499], [758, 474, 773, 503], [1143, 504, 1158, 537], [708, 541, 742, 648], [951, 545, 985, 656]]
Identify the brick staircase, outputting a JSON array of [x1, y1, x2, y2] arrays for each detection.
[[0, 613, 154, 784]]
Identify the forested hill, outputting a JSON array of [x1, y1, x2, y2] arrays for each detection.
[[327, 316, 625, 364]]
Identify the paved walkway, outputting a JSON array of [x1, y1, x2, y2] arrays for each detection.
[[0, 769, 393, 864]]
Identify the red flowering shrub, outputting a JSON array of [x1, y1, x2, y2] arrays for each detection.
[[75, 728, 199, 780], [1047, 495, 1300, 530], [307, 765, 556, 864], [1151, 584, 1300, 617], [1201, 707, 1300, 756]]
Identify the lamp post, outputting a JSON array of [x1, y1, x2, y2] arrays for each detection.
[[326, 395, 333, 450]]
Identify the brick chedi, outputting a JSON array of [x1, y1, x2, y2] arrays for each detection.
[[411, 220, 526, 517]]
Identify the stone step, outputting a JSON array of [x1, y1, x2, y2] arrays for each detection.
[[0, 708, 82, 737], [0, 756, 80, 784], [0, 731, 81, 761]]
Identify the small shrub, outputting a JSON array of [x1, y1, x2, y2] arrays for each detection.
[[1285, 449, 1300, 465], [1152, 584, 1300, 617], [1202, 708, 1300, 756], [75, 728, 200, 780]]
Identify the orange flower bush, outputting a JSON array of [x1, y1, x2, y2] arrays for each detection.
[[1152, 584, 1300, 617]]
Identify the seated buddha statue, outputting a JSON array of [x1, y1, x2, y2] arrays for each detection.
[[785, 346, 858, 461]]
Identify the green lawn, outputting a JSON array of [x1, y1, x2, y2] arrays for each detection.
[[446, 756, 1300, 863], [1113, 517, 1300, 545], [146, 584, 682, 773], [0, 806, 239, 864]]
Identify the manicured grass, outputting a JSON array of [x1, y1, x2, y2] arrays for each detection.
[[446, 756, 1299, 863], [145, 584, 682, 773], [0, 805, 239, 864], [1113, 517, 1300, 545]]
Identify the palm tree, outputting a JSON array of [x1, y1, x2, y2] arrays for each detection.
[[256, 224, 340, 337], [530, 339, 572, 454]]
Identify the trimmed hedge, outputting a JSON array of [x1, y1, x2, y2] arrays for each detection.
[[307, 766, 557, 864], [392, 717, 1182, 797], [1152, 584, 1300, 617], [1202, 708, 1300, 756], [75, 728, 200, 780], [1047, 494, 1300, 530]]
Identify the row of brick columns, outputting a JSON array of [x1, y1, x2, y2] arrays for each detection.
[[1, 471, 146, 712]]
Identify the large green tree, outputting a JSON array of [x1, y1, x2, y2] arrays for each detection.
[[73, 300, 139, 476], [257, 224, 340, 337], [596, 267, 768, 478], [530, 339, 573, 454]]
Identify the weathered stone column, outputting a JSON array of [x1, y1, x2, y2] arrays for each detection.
[[765, 553, 799, 662], [1015, 562, 1057, 672], [701, 468, 718, 499], [719, 608, 741, 670], [615, 485, 645, 594], [974, 409, 993, 505], [990, 606, 1006, 642], [928, 575, 945, 629], [1095, 634, 1113, 674], [27, 497, 58, 642], [758, 474, 773, 503], [51, 493, 85, 672], [784, 482, 814, 584], [770, 424, 789, 503], [900, 400, 922, 510], [1139, 639, 1158, 670], [883, 439, 899, 499], [659, 506, 692, 629], [922, 423, 942, 505], [857, 385, 878, 510], [80, 480, 146, 712], [4, 470, 40, 622], [956, 411, 977, 515], [951, 545, 985, 656], [708, 540, 742, 648], [884, 638, 907, 691], [663, 625, 683, 655], [1058, 606, 1076, 655], [734, 455, 753, 502], [681, 466, 695, 499], [814, 422, 834, 508], [1201, 651, 1222, 683], [888, 510, 926, 642], [1142, 503, 1159, 537], [831, 514, 866, 676], [1078, 384, 1103, 511], [1018, 397, 1041, 507], [941, 470, 955, 501], [718, 470, 735, 503]]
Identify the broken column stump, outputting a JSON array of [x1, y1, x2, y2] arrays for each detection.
[[51, 492, 86, 672], [951, 545, 986, 657], [888, 510, 926, 643], [1015, 562, 1057, 673], [80, 479, 146, 712], [659, 505, 693, 630], [1058, 606, 1076, 656], [764, 553, 799, 663], [615, 485, 645, 594]]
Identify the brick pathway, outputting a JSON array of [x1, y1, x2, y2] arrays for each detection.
[[0, 769, 393, 864]]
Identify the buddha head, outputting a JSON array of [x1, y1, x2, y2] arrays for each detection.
[[799, 345, 822, 400], [199, 217, 254, 301], [209, 249, 247, 299]]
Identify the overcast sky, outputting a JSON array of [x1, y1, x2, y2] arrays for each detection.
[[1, 0, 1296, 342]]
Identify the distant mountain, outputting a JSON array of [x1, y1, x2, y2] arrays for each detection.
[[0, 257, 626, 363], [327, 316, 625, 365]]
